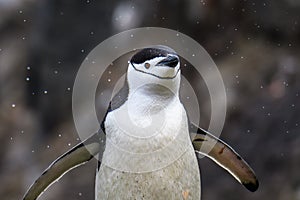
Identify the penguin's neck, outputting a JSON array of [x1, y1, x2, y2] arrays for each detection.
[[127, 84, 179, 115]]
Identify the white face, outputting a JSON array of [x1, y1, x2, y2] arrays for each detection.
[[129, 55, 180, 79], [127, 54, 181, 95]]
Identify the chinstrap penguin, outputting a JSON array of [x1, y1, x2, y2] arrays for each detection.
[[23, 46, 259, 200]]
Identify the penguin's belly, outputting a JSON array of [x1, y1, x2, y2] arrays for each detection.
[[96, 97, 200, 199], [95, 148, 201, 200]]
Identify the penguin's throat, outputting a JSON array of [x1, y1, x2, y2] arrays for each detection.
[[127, 85, 178, 115]]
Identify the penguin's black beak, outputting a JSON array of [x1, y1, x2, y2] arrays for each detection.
[[156, 55, 179, 68]]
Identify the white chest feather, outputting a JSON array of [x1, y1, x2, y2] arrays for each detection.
[[96, 85, 201, 199]]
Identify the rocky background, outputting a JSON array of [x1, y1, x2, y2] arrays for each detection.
[[0, 0, 299, 200]]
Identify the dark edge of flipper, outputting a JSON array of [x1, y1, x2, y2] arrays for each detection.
[[23, 132, 103, 200], [190, 123, 259, 192]]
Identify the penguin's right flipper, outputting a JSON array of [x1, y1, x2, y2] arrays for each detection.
[[190, 123, 259, 192], [23, 132, 104, 200]]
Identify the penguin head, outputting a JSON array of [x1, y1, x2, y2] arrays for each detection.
[[127, 46, 181, 94]]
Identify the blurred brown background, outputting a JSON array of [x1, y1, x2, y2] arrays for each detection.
[[0, 0, 300, 200]]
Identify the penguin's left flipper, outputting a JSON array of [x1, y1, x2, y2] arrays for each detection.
[[190, 123, 259, 192], [23, 132, 104, 200]]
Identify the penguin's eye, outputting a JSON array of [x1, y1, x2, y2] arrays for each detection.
[[144, 63, 151, 69]]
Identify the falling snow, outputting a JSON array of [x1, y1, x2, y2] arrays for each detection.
[[1, 1, 300, 200]]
